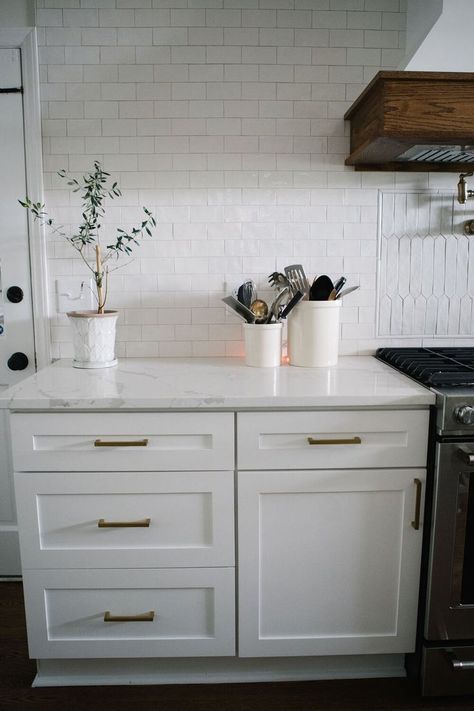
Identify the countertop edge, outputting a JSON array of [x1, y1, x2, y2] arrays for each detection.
[[0, 356, 437, 411]]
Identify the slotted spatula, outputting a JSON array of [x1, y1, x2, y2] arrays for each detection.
[[284, 264, 309, 298]]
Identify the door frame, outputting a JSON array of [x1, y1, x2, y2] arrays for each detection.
[[0, 27, 50, 369]]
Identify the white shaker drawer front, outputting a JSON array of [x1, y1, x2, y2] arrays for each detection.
[[22, 567, 235, 659], [10, 412, 234, 471], [15, 471, 234, 569], [237, 410, 429, 470]]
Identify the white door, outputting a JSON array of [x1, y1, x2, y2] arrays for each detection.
[[238, 468, 425, 657], [0, 47, 36, 575]]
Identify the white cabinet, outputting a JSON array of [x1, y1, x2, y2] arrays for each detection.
[[13, 412, 236, 660], [238, 467, 425, 657], [237, 410, 429, 658], [15, 470, 234, 569], [12, 405, 429, 681], [23, 568, 235, 659], [237, 410, 428, 470], [10, 412, 234, 472], [0, 406, 21, 575]]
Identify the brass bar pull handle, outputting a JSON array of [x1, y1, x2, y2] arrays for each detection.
[[411, 478, 422, 530], [104, 611, 155, 623], [98, 518, 151, 528], [307, 436, 362, 445], [94, 438, 149, 447]]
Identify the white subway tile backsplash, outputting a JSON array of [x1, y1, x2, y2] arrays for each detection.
[[364, 29, 399, 48], [102, 118, 137, 135], [135, 9, 170, 27], [242, 10, 276, 27], [224, 27, 259, 44], [152, 27, 188, 45], [49, 136, 85, 153], [347, 11, 381, 29], [313, 11, 347, 28], [63, 8, 98, 26], [39, 46, 66, 64], [206, 9, 241, 26], [66, 83, 100, 100], [45, 28, 82, 45], [171, 9, 205, 26], [39, 0, 464, 357], [37, 9, 64, 27]]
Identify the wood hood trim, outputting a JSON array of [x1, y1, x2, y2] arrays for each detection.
[[344, 71, 474, 172]]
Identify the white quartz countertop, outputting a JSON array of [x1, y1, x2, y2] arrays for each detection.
[[1, 357, 435, 410]]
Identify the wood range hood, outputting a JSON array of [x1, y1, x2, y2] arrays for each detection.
[[344, 71, 474, 172]]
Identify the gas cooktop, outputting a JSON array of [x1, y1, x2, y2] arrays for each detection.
[[376, 347, 474, 388]]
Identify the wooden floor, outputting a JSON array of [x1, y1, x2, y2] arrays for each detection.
[[2, 581, 474, 711]]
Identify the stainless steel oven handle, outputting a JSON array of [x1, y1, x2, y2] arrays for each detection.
[[446, 650, 474, 671], [457, 447, 474, 465]]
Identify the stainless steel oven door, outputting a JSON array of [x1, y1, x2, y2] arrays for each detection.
[[425, 441, 474, 640]]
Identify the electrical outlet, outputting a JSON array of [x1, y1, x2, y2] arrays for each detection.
[[56, 278, 94, 313]]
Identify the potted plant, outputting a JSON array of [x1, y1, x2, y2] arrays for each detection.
[[20, 161, 156, 368]]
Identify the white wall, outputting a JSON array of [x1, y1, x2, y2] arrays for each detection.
[[0, 0, 35, 27], [36, 0, 463, 360], [405, 0, 474, 70], [402, 0, 442, 68]]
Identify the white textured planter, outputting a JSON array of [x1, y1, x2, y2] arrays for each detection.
[[67, 310, 118, 369]]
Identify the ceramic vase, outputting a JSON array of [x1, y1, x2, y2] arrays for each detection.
[[67, 310, 118, 369]]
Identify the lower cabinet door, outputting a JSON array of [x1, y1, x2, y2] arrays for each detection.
[[238, 468, 425, 657], [22, 567, 235, 658]]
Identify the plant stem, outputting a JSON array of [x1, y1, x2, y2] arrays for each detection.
[[95, 244, 104, 314]]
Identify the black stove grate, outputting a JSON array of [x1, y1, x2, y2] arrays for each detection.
[[376, 347, 474, 387]]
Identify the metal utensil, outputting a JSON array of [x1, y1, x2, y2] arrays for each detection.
[[243, 280, 256, 308], [333, 276, 346, 296], [222, 295, 256, 323], [266, 286, 290, 323], [268, 271, 289, 289], [250, 299, 269, 323], [279, 290, 304, 320], [237, 283, 246, 306], [336, 285, 360, 300], [284, 264, 310, 298], [309, 274, 334, 301], [236, 280, 256, 309]]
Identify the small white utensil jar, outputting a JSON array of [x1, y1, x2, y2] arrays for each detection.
[[243, 323, 282, 367]]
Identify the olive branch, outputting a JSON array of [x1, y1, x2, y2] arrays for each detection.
[[20, 161, 156, 313]]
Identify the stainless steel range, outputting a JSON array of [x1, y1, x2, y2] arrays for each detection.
[[376, 347, 474, 696]]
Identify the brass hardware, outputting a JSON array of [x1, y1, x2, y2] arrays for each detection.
[[104, 611, 155, 622], [457, 172, 474, 204], [411, 478, 422, 530], [464, 219, 474, 235], [98, 518, 151, 528], [307, 436, 362, 445], [94, 438, 149, 447]]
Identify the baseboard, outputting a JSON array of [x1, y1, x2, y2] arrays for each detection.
[[34, 654, 406, 687]]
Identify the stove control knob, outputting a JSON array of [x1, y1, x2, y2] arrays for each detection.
[[454, 405, 474, 425]]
